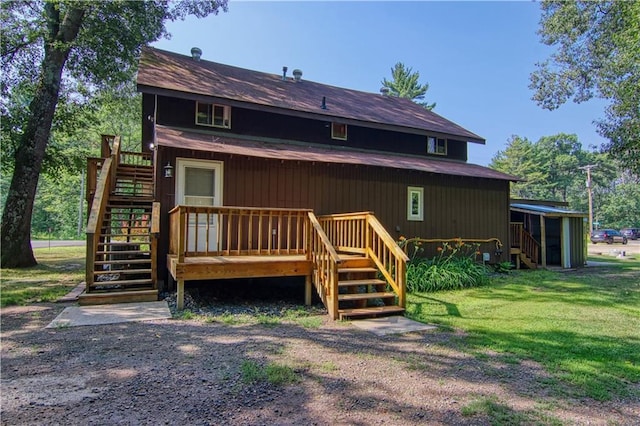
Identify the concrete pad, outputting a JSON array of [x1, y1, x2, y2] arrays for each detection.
[[46, 301, 171, 328], [351, 316, 438, 336]]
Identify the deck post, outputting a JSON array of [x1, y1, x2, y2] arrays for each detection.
[[177, 280, 185, 310], [305, 274, 312, 306]]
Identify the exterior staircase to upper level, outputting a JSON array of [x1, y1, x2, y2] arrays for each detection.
[[82, 137, 158, 305]]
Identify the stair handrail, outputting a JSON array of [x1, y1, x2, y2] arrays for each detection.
[[365, 214, 409, 308], [85, 135, 122, 291], [521, 228, 540, 265], [150, 201, 161, 288], [85, 156, 114, 289], [308, 212, 342, 320], [110, 136, 121, 193]]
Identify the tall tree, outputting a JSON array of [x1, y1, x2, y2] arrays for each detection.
[[489, 133, 628, 226], [381, 62, 436, 110], [490, 135, 549, 200], [0, 0, 228, 268], [530, 0, 640, 174]]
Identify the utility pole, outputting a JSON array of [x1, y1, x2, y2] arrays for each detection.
[[579, 164, 597, 235]]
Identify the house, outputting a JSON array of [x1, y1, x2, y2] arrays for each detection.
[[83, 46, 519, 319], [510, 199, 587, 269]]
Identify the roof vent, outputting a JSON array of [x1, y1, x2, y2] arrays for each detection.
[[292, 69, 303, 82], [282, 66, 288, 81], [321, 96, 327, 110], [191, 47, 202, 61], [380, 87, 390, 96]]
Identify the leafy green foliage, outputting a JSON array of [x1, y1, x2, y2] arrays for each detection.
[[381, 62, 436, 110], [490, 133, 639, 229], [402, 239, 490, 293], [1, 0, 228, 267], [530, 1, 640, 174]]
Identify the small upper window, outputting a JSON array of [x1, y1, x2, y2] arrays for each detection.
[[427, 136, 447, 155], [331, 122, 347, 140], [196, 102, 231, 128]]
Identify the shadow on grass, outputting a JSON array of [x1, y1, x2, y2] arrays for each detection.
[[407, 291, 640, 401]]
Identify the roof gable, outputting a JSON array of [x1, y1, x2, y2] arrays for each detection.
[[137, 47, 485, 143]]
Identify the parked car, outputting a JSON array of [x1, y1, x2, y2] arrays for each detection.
[[620, 228, 640, 240], [590, 229, 628, 244]]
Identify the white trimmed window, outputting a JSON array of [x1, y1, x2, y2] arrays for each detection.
[[407, 186, 424, 221], [427, 136, 447, 155], [196, 102, 231, 128], [331, 122, 347, 140]]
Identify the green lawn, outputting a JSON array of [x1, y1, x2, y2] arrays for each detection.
[[406, 256, 640, 401], [1, 246, 85, 307]]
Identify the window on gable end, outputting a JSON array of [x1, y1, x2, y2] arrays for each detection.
[[196, 102, 231, 129], [427, 136, 447, 155], [331, 122, 347, 140]]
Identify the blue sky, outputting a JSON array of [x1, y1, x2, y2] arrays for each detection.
[[152, 1, 607, 166]]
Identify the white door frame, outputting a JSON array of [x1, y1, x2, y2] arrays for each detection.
[[175, 158, 224, 207], [175, 158, 224, 252]]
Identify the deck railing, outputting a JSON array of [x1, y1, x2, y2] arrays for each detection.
[[319, 212, 409, 308], [308, 212, 342, 319], [510, 222, 523, 248], [120, 151, 152, 166], [168, 206, 312, 261]]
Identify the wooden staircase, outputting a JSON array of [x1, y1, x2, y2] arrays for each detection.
[[510, 223, 539, 269], [337, 255, 405, 320], [310, 212, 408, 320], [82, 136, 158, 305]]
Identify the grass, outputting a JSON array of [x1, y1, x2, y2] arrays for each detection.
[[460, 396, 563, 426], [1, 246, 85, 307], [406, 255, 640, 401], [240, 359, 299, 386]]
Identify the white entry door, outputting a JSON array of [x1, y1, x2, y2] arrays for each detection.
[[176, 159, 223, 252]]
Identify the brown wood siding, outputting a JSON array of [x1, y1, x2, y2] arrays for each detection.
[[154, 147, 509, 288], [147, 95, 468, 161]]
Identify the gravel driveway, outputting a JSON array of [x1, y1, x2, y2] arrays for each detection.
[[1, 301, 637, 425]]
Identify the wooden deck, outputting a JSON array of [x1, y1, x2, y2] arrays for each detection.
[[167, 254, 313, 310], [167, 207, 407, 319]]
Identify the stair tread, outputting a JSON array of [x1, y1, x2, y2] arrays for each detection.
[[94, 268, 151, 275], [96, 250, 151, 255], [338, 292, 396, 301], [89, 278, 154, 286], [338, 267, 378, 273], [338, 305, 405, 319], [338, 279, 386, 287], [94, 259, 150, 265], [79, 289, 157, 305]]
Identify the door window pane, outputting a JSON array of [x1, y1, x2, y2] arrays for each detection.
[[185, 167, 215, 206]]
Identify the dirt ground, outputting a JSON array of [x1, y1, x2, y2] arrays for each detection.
[[1, 302, 638, 426]]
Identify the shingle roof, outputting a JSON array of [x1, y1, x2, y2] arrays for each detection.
[[155, 126, 518, 182], [137, 47, 485, 143]]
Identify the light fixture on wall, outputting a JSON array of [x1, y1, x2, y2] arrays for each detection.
[[163, 161, 174, 178]]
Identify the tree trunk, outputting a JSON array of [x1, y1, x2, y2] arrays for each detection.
[[0, 4, 85, 268]]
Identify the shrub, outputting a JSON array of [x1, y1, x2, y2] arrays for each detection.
[[401, 238, 490, 293]]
